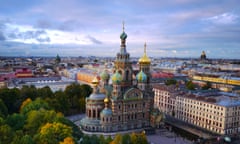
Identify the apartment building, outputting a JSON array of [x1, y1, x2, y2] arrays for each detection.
[[153, 84, 240, 135]]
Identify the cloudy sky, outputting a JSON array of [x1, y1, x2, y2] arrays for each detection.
[[0, 0, 239, 58]]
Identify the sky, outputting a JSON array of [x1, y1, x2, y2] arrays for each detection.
[[0, 0, 239, 59]]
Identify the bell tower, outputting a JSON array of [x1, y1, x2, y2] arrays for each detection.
[[114, 22, 133, 87]]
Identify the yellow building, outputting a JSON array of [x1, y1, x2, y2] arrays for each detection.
[[193, 75, 240, 86]]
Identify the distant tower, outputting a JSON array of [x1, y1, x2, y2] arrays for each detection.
[[200, 51, 207, 60]]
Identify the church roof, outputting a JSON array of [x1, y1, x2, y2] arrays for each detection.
[[100, 70, 110, 81], [139, 43, 151, 64], [101, 108, 112, 116]]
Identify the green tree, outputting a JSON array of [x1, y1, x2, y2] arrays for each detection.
[[165, 78, 177, 85], [0, 88, 20, 114], [64, 83, 82, 114], [34, 122, 72, 144], [51, 90, 70, 114], [0, 124, 14, 144], [37, 86, 53, 99], [186, 80, 195, 90], [122, 134, 131, 144], [24, 109, 61, 135], [6, 113, 25, 131], [80, 84, 92, 98], [20, 98, 50, 115], [112, 134, 122, 144], [20, 85, 38, 101], [0, 99, 8, 117]]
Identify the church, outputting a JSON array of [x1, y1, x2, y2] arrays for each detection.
[[80, 23, 153, 133]]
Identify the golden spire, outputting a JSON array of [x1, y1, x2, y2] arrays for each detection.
[[144, 42, 147, 54], [139, 42, 151, 64]]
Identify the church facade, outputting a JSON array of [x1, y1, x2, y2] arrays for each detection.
[[80, 24, 153, 133]]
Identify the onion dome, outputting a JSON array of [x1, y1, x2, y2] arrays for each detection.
[[139, 43, 151, 64], [111, 71, 122, 84], [101, 108, 112, 116], [89, 92, 106, 100], [120, 31, 127, 40], [136, 70, 147, 83], [91, 76, 99, 87], [120, 21, 127, 40], [100, 70, 110, 81], [104, 97, 109, 103]]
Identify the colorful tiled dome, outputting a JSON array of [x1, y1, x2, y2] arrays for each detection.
[[136, 70, 147, 83], [100, 70, 110, 81], [111, 71, 122, 84]]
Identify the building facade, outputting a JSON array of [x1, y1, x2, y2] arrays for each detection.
[[153, 84, 240, 135], [80, 24, 153, 133]]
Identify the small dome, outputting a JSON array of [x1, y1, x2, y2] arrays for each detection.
[[91, 76, 99, 87], [136, 70, 147, 83], [112, 71, 122, 84], [104, 97, 109, 103], [120, 31, 127, 40], [101, 108, 112, 116], [139, 43, 151, 64], [139, 54, 151, 64], [89, 93, 106, 100], [100, 70, 110, 81]]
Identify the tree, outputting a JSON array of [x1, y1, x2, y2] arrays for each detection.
[[20, 98, 32, 112], [0, 99, 8, 117], [20, 98, 50, 115], [20, 85, 38, 101], [0, 124, 14, 144], [165, 78, 177, 85], [6, 113, 25, 131], [24, 110, 61, 135], [46, 90, 70, 115], [111, 134, 122, 144], [0, 88, 20, 114], [186, 80, 195, 90], [80, 84, 92, 98], [59, 137, 75, 144], [202, 81, 211, 90], [122, 134, 131, 144], [34, 122, 72, 144], [37, 86, 53, 99]]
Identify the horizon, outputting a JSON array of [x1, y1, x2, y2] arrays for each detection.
[[0, 0, 240, 59]]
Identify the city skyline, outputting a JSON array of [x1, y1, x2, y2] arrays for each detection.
[[0, 0, 239, 59]]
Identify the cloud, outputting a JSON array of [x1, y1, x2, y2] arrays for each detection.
[[86, 35, 102, 44], [205, 12, 239, 25], [0, 31, 6, 41]]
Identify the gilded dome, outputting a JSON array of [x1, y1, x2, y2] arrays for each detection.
[[136, 70, 147, 83], [104, 97, 109, 103], [91, 76, 99, 87], [111, 71, 122, 84], [139, 43, 151, 64], [100, 70, 110, 81]]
